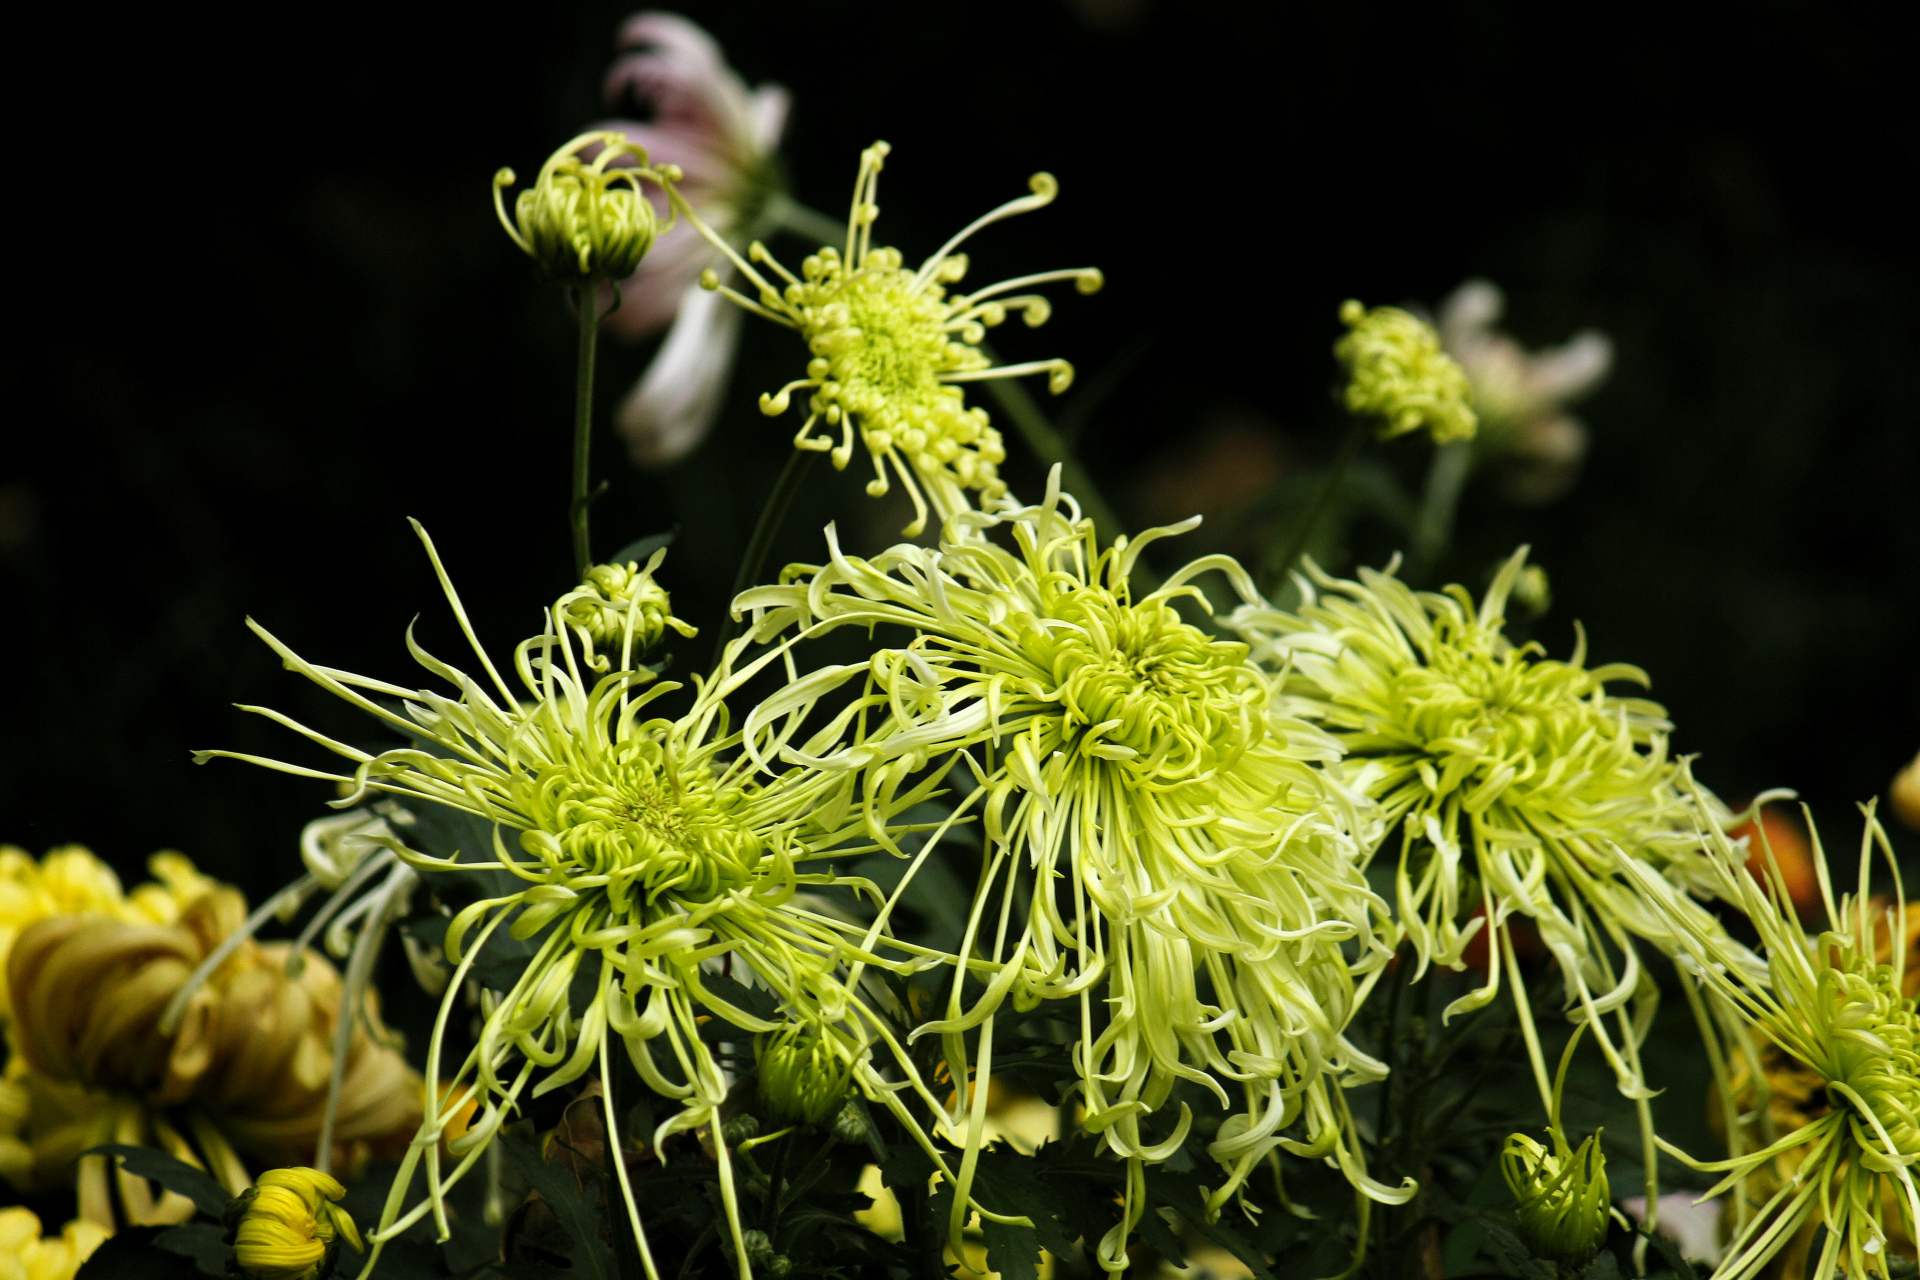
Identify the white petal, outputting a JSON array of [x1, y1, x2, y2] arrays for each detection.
[[616, 280, 744, 468]]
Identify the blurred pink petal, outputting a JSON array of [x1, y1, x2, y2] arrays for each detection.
[[1621, 1194, 1723, 1265], [616, 278, 743, 468], [605, 220, 718, 340]]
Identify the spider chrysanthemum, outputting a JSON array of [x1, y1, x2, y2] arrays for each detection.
[[740, 473, 1406, 1270], [1616, 795, 1920, 1280], [674, 142, 1102, 535], [198, 523, 964, 1280]]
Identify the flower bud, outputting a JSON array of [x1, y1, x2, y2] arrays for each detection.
[[755, 1024, 852, 1129], [225, 1167, 362, 1280], [1335, 300, 1478, 444], [493, 132, 673, 286], [1892, 749, 1920, 831], [1501, 1129, 1610, 1267], [830, 1101, 870, 1146], [556, 549, 696, 672]]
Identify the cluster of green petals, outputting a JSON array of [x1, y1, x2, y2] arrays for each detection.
[[493, 131, 677, 285], [679, 141, 1101, 536], [556, 548, 697, 673], [1335, 300, 1478, 444], [737, 475, 1406, 1269], [1501, 1129, 1611, 1266], [204, 525, 972, 1280], [1614, 798, 1920, 1280], [1228, 550, 1721, 1102]]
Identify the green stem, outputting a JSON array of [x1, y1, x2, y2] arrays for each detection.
[[710, 448, 820, 667], [1408, 440, 1473, 582], [1260, 419, 1369, 593], [977, 371, 1127, 546], [571, 282, 603, 580]]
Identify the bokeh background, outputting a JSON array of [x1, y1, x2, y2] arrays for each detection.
[[4, 0, 1916, 905]]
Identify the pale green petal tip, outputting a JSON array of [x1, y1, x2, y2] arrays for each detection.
[[1336, 299, 1479, 444]]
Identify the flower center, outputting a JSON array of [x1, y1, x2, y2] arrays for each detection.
[[518, 739, 762, 906], [796, 248, 1006, 495], [1024, 587, 1263, 776]]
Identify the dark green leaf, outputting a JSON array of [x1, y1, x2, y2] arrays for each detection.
[[605, 531, 676, 568], [153, 1223, 228, 1278], [499, 1131, 615, 1280], [1581, 1251, 1623, 1280], [84, 1145, 231, 1219], [981, 1218, 1042, 1280], [1481, 1223, 1557, 1280], [76, 1227, 205, 1280]]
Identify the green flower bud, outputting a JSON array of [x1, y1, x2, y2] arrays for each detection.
[[493, 132, 677, 286], [1336, 299, 1478, 444], [1509, 563, 1551, 620], [555, 549, 697, 672], [755, 1023, 852, 1129], [1501, 1129, 1610, 1267], [830, 1101, 870, 1146], [720, 1113, 760, 1146]]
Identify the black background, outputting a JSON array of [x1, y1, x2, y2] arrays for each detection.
[[3, 0, 1916, 904]]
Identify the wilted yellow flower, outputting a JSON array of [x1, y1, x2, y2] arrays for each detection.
[[1335, 299, 1477, 444], [0, 854, 420, 1226], [228, 1167, 362, 1280], [0, 1206, 110, 1280]]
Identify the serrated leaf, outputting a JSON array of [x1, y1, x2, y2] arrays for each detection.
[[76, 1227, 205, 1280], [153, 1223, 228, 1278], [500, 1131, 614, 1280], [84, 1145, 231, 1219], [982, 1218, 1042, 1280]]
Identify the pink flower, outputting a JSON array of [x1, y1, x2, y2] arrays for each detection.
[[591, 13, 791, 466], [1438, 279, 1613, 505]]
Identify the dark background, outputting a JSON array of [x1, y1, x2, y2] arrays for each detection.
[[3, 0, 1915, 903]]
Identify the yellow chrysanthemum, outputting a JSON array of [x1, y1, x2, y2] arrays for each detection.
[[0, 1207, 109, 1280], [737, 472, 1404, 1270], [493, 131, 678, 286], [675, 142, 1102, 535], [228, 1167, 362, 1280]]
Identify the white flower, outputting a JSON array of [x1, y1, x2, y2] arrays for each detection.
[[592, 13, 792, 467], [1437, 280, 1612, 504]]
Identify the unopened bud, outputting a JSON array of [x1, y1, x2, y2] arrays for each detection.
[[556, 549, 695, 672], [720, 1113, 760, 1146], [227, 1167, 363, 1280], [1501, 1129, 1610, 1267], [1892, 750, 1920, 831], [755, 1023, 853, 1129], [493, 132, 671, 286], [830, 1101, 870, 1146]]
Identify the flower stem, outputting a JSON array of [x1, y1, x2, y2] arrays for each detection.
[[710, 447, 820, 667], [571, 283, 603, 580], [1260, 419, 1369, 593], [1408, 439, 1474, 582]]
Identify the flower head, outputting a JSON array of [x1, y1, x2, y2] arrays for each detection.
[[200, 522, 962, 1277], [1229, 549, 1731, 1111], [756, 1022, 853, 1129], [227, 1167, 362, 1280], [1335, 300, 1477, 444], [678, 143, 1103, 536], [1437, 279, 1612, 504], [0, 1207, 109, 1280], [493, 131, 678, 286], [556, 547, 697, 672], [740, 472, 1404, 1267], [1503, 1129, 1611, 1266], [1616, 797, 1920, 1280]]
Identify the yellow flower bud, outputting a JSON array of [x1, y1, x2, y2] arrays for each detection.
[[755, 1023, 852, 1129], [1891, 749, 1920, 831], [227, 1167, 362, 1280], [1335, 299, 1478, 444], [1501, 1129, 1610, 1267], [493, 131, 674, 286]]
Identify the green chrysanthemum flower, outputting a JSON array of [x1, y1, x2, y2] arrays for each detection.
[[1502, 1129, 1611, 1267], [739, 472, 1408, 1271], [1336, 300, 1477, 444], [556, 547, 697, 673], [674, 142, 1102, 536], [493, 131, 678, 286], [199, 524, 964, 1280], [1616, 793, 1920, 1280]]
